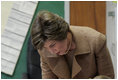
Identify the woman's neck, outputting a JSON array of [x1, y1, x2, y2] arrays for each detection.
[[70, 40, 76, 51], [67, 32, 76, 51]]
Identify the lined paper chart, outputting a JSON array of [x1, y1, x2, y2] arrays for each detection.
[[1, 1, 38, 75]]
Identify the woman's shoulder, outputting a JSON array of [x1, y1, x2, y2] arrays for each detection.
[[70, 25, 104, 39], [70, 26, 106, 47]]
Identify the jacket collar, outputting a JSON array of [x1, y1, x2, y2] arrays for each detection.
[[70, 26, 90, 56], [46, 55, 82, 79]]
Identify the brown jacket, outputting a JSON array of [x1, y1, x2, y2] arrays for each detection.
[[38, 26, 114, 79]]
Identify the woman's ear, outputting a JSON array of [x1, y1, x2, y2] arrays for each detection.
[[67, 32, 72, 41]]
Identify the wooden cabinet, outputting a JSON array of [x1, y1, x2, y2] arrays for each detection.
[[70, 1, 106, 34]]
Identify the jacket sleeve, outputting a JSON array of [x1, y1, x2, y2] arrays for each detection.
[[40, 56, 58, 79], [94, 33, 115, 78]]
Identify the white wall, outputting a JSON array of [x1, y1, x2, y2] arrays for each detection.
[[64, 1, 70, 24], [106, 1, 117, 78], [1, 1, 14, 34]]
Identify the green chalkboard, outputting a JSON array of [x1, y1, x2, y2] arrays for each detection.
[[1, 1, 64, 79]]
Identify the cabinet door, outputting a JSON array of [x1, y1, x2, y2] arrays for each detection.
[[70, 1, 106, 34]]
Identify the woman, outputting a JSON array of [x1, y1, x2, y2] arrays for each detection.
[[31, 11, 114, 79]]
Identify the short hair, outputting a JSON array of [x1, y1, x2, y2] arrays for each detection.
[[31, 11, 70, 50]]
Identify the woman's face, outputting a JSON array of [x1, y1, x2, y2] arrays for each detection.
[[44, 38, 68, 55]]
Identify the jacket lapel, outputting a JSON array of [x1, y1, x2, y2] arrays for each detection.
[[47, 56, 71, 79], [70, 26, 91, 78], [38, 48, 70, 78], [72, 56, 81, 78]]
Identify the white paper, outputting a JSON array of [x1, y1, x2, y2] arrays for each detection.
[[1, 1, 38, 75], [1, 51, 18, 63], [1, 59, 16, 75], [2, 30, 24, 42], [13, 1, 37, 15], [10, 9, 32, 24], [2, 36, 23, 50], [5, 18, 29, 36], [1, 44, 19, 56]]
